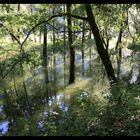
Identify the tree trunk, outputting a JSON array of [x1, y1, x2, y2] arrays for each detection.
[[115, 24, 123, 80], [17, 4, 20, 40], [67, 4, 75, 84], [20, 63, 31, 115], [81, 21, 85, 76], [63, 4, 66, 85], [43, 24, 49, 103], [85, 4, 117, 85], [5, 4, 14, 43], [115, 24, 123, 52], [6, 4, 10, 13], [39, 27, 42, 43], [43, 24, 49, 84], [52, 8, 56, 84], [89, 29, 92, 74], [73, 19, 76, 41], [117, 47, 122, 80]]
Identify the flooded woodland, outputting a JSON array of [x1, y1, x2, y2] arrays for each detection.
[[0, 4, 140, 136]]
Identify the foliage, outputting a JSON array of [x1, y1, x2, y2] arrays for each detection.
[[2, 80, 140, 136], [101, 82, 140, 136], [57, 83, 140, 136], [48, 41, 69, 54], [128, 43, 140, 52], [0, 4, 140, 136], [57, 90, 103, 136]]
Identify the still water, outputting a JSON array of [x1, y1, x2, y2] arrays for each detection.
[[0, 48, 139, 136]]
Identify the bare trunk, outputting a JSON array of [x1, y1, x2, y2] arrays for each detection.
[[52, 8, 56, 84], [43, 24, 49, 84], [17, 4, 20, 40], [43, 24, 49, 103], [89, 29, 92, 74], [81, 21, 85, 76], [117, 48, 122, 79], [115, 24, 123, 80], [85, 4, 117, 85], [39, 27, 42, 43], [63, 4, 66, 85], [67, 4, 75, 84]]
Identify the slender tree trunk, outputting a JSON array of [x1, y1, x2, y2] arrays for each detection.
[[5, 4, 14, 43], [43, 24, 49, 103], [67, 4, 75, 84], [85, 4, 117, 85], [73, 19, 76, 41], [6, 4, 10, 13], [50, 52, 53, 82], [17, 4, 20, 40], [13, 72, 18, 99], [89, 29, 92, 74], [115, 24, 123, 80], [39, 27, 42, 43], [115, 24, 123, 52], [127, 10, 135, 43], [43, 25, 47, 65], [20, 63, 31, 115], [52, 8, 56, 84], [63, 4, 66, 85], [22, 81, 30, 111], [30, 6, 33, 13], [43, 24, 49, 84], [117, 47, 122, 79], [4, 88, 13, 124], [32, 64, 36, 88], [81, 21, 85, 76], [30, 6, 37, 43], [1, 5, 3, 11]]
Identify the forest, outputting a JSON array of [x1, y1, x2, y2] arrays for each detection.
[[0, 4, 140, 136]]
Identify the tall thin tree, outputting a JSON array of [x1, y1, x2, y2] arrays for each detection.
[[67, 4, 75, 84], [81, 20, 85, 76], [85, 4, 117, 85]]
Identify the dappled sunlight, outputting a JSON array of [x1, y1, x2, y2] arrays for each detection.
[[64, 77, 92, 96], [0, 3, 140, 136]]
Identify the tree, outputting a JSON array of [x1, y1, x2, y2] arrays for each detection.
[[63, 4, 66, 85], [52, 7, 56, 84], [17, 4, 20, 40], [85, 4, 117, 85], [43, 23, 49, 84], [81, 20, 85, 76], [67, 4, 75, 84]]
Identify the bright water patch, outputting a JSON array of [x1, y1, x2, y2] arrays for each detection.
[[84, 58, 90, 71], [0, 121, 9, 136], [0, 104, 9, 136]]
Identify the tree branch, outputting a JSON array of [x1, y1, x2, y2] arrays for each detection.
[[21, 13, 88, 47], [1, 58, 20, 79], [0, 46, 20, 52], [3, 27, 22, 46], [9, 32, 21, 45], [1, 13, 87, 79]]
